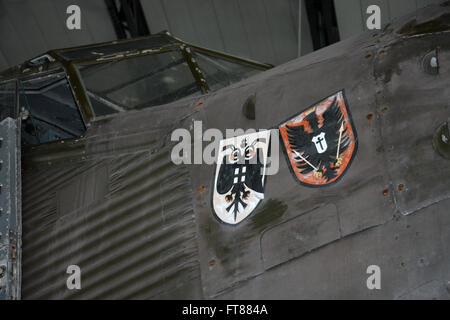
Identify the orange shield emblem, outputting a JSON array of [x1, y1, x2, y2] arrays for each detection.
[[279, 91, 358, 187]]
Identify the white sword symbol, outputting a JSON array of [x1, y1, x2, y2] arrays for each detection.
[[293, 150, 318, 172], [336, 121, 345, 160]]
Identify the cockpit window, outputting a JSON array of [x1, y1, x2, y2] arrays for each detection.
[[191, 51, 263, 91], [79, 50, 202, 116], [19, 71, 85, 146], [1, 34, 272, 128]]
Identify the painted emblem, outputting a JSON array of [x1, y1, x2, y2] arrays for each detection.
[[212, 131, 271, 225], [279, 90, 357, 187]]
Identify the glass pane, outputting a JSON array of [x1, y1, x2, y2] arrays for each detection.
[[21, 70, 66, 90], [19, 73, 85, 146], [192, 51, 264, 91], [0, 81, 17, 121], [79, 50, 201, 116]]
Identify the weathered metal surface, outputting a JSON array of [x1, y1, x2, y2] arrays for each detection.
[[189, 4, 450, 299], [261, 204, 341, 270], [0, 118, 21, 300], [218, 198, 450, 299], [374, 27, 450, 216], [21, 101, 202, 299], [18, 3, 450, 299]]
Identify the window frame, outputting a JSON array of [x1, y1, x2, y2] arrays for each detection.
[[76, 46, 204, 115], [1, 33, 272, 150], [17, 69, 87, 147], [49, 34, 272, 126]]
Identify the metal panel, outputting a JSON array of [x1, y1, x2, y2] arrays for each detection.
[[188, 23, 395, 296], [261, 204, 340, 270], [218, 199, 450, 299], [0, 117, 22, 300], [187, 3, 450, 299], [374, 31, 450, 215], [21, 101, 202, 299]]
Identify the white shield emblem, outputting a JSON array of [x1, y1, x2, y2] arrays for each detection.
[[212, 131, 271, 225], [311, 132, 327, 154]]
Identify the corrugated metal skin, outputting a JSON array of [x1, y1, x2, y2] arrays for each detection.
[[21, 140, 201, 299]]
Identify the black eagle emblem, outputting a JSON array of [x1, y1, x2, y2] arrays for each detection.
[[286, 97, 351, 182], [216, 138, 266, 222]]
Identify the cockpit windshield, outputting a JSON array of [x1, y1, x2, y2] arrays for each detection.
[[191, 51, 262, 91], [79, 50, 201, 116], [0, 33, 272, 146], [78, 46, 267, 117]]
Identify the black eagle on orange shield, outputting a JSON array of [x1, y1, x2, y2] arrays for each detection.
[[279, 91, 358, 187]]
